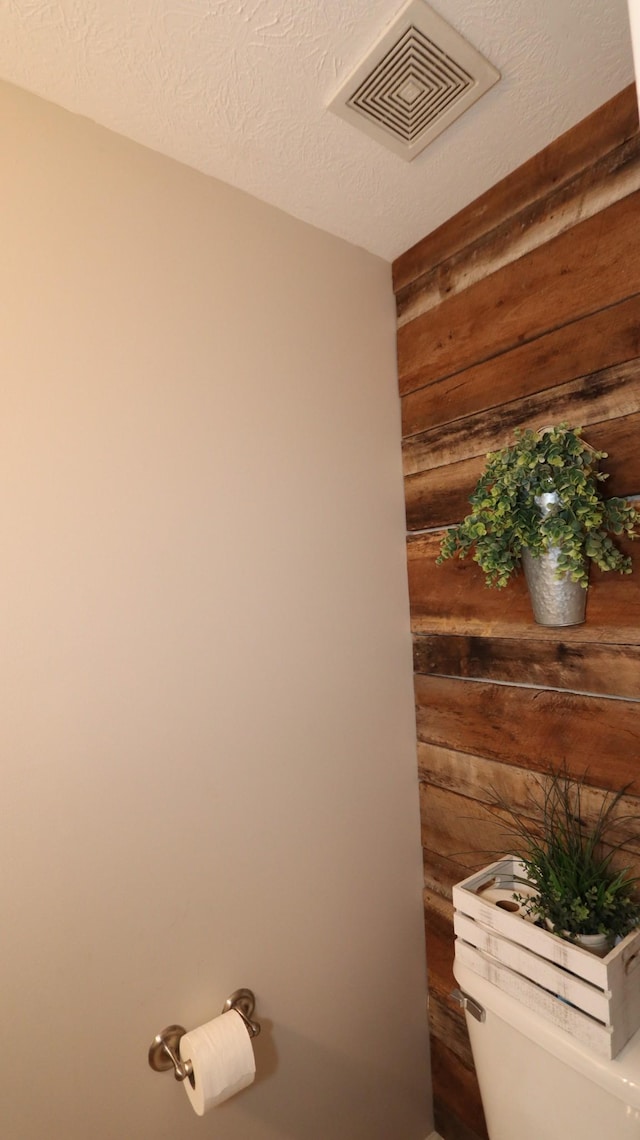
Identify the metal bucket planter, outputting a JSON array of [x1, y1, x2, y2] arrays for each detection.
[[521, 547, 587, 626], [521, 492, 587, 627]]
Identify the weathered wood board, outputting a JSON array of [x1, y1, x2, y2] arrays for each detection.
[[403, 358, 640, 476], [407, 532, 640, 644], [405, 413, 640, 531], [401, 296, 640, 440], [453, 858, 640, 1058], [415, 675, 640, 789], [430, 1035, 489, 1140], [419, 753, 640, 863], [396, 136, 640, 330], [398, 191, 640, 395], [413, 633, 640, 699], [393, 86, 639, 295], [395, 81, 640, 1140]]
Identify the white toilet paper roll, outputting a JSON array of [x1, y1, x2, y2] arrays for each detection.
[[179, 1009, 256, 1116], [478, 887, 522, 911], [477, 884, 538, 921]]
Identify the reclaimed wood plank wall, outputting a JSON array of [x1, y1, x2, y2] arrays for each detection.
[[392, 86, 640, 1140]]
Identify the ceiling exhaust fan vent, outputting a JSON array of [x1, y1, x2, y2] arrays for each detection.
[[328, 0, 500, 161]]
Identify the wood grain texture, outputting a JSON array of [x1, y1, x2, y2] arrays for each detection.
[[415, 676, 640, 792], [398, 89, 640, 1140], [392, 85, 639, 294], [396, 134, 640, 329], [405, 412, 640, 530], [403, 357, 640, 475], [405, 452, 486, 530], [428, 991, 475, 1070], [392, 87, 634, 294], [401, 294, 640, 440], [421, 782, 514, 870], [425, 893, 456, 997], [418, 746, 640, 857], [397, 192, 640, 396], [430, 1036, 489, 1140], [419, 745, 552, 810], [423, 843, 470, 900], [413, 633, 640, 699], [407, 531, 640, 644], [424, 883, 454, 925], [434, 1098, 488, 1140]]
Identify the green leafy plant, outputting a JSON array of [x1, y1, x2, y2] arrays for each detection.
[[437, 424, 639, 588], [492, 768, 640, 945]]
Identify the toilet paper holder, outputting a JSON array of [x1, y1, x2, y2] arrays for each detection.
[[148, 988, 261, 1082]]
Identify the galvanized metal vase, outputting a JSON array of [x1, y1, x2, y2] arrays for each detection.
[[521, 492, 587, 627]]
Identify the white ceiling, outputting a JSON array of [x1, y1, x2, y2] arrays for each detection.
[[0, 0, 635, 261]]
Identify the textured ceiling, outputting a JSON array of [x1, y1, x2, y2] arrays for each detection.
[[0, 0, 635, 260]]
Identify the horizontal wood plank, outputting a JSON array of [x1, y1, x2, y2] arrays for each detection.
[[392, 85, 638, 293], [396, 134, 640, 329], [410, 529, 535, 635], [403, 357, 640, 475], [419, 745, 541, 806], [415, 676, 640, 791], [401, 294, 640, 439], [405, 452, 486, 529], [423, 844, 470, 900], [434, 1098, 487, 1140], [407, 531, 640, 644], [405, 412, 640, 529], [421, 782, 514, 870], [418, 746, 640, 858], [430, 1035, 489, 1140], [425, 894, 456, 998], [428, 990, 475, 1070], [413, 633, 640, 699], [399, 89, 640, 1128], [397, 191, 640, 396], [424, 883, 454, 925]]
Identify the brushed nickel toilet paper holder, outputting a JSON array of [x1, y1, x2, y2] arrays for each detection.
[[148, 988, 261, 1082]]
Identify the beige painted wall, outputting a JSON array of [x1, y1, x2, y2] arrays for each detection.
[[1, 80, 431, 1139]]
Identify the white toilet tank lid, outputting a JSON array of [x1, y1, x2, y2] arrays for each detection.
[[454, 957, 640, 1110]]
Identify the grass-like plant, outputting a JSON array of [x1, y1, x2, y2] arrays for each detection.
[[437, 423, 639, 588], [493, 768, 640, 945]]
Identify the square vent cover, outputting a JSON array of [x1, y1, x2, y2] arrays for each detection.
[[328, 0, 500, 161]]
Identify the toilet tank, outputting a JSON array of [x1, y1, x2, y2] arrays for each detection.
[[453, 957, 640, 1140]]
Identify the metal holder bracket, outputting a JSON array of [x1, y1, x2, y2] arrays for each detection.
[[148, 987, 261, 1082], [451, 987, 485, 1023], [148, 1024, 193, 1082], [222, 987, 261, 1038]]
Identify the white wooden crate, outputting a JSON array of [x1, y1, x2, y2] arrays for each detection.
[[452, 857, 640, 1059]]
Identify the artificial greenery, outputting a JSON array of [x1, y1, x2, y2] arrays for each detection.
[[493, 768, 640, 945], [438, 423, 639, 588]]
